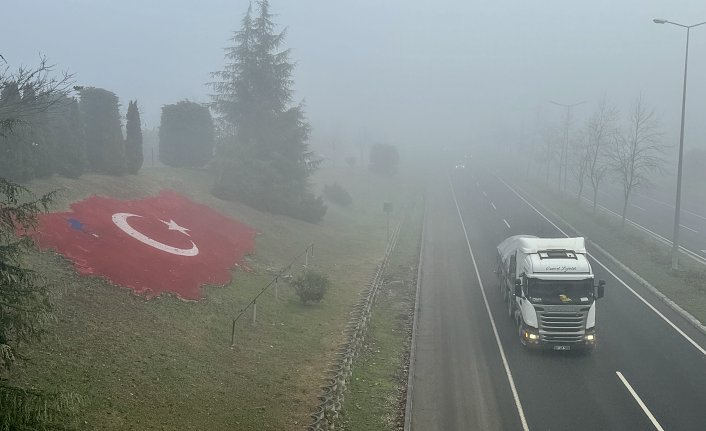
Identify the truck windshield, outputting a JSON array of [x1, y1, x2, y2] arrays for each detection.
[[527, 279, 593, 305]]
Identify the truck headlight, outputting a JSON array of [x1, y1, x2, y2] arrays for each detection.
[[528, 332, 539, 340], [585, 330, 596, 342]]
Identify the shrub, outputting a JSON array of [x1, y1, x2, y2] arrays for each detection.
[[291, 270, 330, 304], [323, 183, 352, 207]]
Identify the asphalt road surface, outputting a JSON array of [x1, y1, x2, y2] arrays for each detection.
[[408, 166, 706, 431]]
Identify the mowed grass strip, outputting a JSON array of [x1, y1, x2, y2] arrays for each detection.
[[11, 164, 422, 430], [517, 177, 706, 326], [339, 196, 423, 431]]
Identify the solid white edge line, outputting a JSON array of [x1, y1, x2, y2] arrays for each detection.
[[632, 204, 646, 211], [449, 178, 530, 431], [403, 201, 426, 431], [499, 177, 706, 358], [616, 371, 666, 431], [503, 219, 511, 229], [680, 224, 698, 233]]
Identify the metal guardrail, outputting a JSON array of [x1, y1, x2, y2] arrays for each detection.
[[306, 212, 406, 430]]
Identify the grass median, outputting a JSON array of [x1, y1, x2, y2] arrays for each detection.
[[514, 176, 706, 326], [11, 164, 422, 430], [338, 196, 423, 431]]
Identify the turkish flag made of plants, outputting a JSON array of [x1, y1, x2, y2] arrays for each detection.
[[32, 189, 257, 300]]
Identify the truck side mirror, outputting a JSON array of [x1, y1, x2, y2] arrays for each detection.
[[596, 280, 605, 299], [514, 279, 522, 297]]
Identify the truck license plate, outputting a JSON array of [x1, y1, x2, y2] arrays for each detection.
[[553, 345, 571, 351]]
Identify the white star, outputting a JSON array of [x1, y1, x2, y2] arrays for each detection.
[[160, 219, 191, 236]]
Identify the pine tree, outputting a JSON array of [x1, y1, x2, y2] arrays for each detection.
[[209, 0, 325, 222], [125, 100, 144, 174], [0, 58, 80, 429], [78, 87, 126, 175]]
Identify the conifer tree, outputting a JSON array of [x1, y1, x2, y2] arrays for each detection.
[[125, 100, 143, 174], [78, 87, 125, 175], [158, 100, 214, 167], [209, 0, 326, 222], [53, 96, 86, 178]]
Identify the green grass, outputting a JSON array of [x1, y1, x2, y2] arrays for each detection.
[[10, 164, 423, 430], [516, 177, 706, 326], [338, 196, 423, 430]]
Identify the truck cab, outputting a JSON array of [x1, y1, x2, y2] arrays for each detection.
[[497, 235, 605, 352]]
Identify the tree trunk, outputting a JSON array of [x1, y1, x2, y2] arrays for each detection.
[[621, 194, 629, 228], [592, 186, 599, 215]]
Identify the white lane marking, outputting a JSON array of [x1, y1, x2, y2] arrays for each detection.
[[491, 202, 497, 210], [616, 371, 666, 431], [499, 177, 706, 357], [680, 224, 698, 233], [504, 219, 511, 229], [632, 204, 646, 211], [482, 191, 487, 197], [449, 179, 529, 431]]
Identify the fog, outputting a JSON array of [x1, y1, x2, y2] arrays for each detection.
[[4, 0, 706, 157]]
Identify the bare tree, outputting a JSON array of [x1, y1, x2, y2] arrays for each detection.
[[609, 95, 666, 227], [586, 98, 619, 214], [539, 125, 562, 187], [0, 55, 73, 135], [569, 130, 592, 203]]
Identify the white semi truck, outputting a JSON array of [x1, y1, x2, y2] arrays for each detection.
[[496, 235, 605, 352]]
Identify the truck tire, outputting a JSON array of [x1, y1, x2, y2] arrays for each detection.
[[508, 296, 514, 318]]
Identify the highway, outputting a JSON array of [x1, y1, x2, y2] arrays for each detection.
[[408, 166, 706, 430]]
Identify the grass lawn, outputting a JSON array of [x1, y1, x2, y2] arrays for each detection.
[[10, 163, 423, 430]]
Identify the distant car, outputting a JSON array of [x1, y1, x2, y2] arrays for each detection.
[[455, 163, 465, 169]]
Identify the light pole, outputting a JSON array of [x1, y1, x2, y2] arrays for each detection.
[[550, 100, 585, 193], [653, 18, 706, 270]]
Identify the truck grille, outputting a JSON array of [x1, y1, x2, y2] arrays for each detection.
[[535, 306, 590, 343]]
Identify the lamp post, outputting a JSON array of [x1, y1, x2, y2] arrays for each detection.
[[653, 18, 706, 270], [550, 100, 585, 193]]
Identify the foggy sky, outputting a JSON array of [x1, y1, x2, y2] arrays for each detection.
[[3, 0, 706, 157]]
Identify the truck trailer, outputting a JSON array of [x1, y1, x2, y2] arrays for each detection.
[[496, 235, 605, 352]]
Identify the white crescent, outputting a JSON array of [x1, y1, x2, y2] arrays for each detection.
[[111, 213, 199, 257]]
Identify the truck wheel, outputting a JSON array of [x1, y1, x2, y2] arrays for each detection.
[[507, 296, 514, 318]]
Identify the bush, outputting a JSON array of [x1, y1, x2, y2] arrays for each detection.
[[323, 183, 352, 207], [291, 270, 330, 304]]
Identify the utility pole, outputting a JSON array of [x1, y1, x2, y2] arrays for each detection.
[[653, 18, 706, 269]]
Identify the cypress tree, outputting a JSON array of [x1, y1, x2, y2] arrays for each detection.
[[53, 97, 86, 178], [78, 87, 125, 175], [125, 100, 143, 174], [158, 100, 214, 168]]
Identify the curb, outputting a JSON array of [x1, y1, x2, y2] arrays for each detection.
[[510, 180, 706, 337], [403, 201, 426, 431]]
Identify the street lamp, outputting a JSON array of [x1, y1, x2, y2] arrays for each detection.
[[550, 100, 585, 193], [653, 18, 706, 270]]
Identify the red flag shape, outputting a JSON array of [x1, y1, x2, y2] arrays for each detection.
[[33, 190, 257, 300]]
